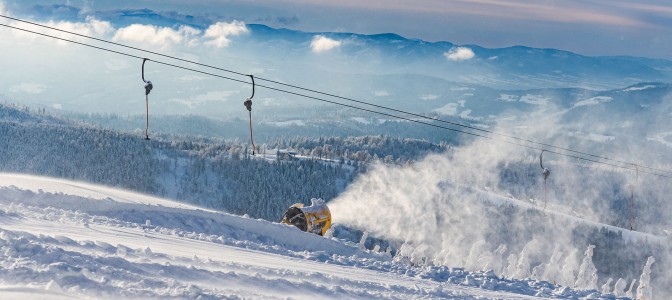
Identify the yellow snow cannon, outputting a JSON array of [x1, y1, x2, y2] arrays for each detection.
[[280, 198, 332, 236]]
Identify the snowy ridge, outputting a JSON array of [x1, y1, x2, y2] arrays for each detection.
[[0, 174, 622, 299]]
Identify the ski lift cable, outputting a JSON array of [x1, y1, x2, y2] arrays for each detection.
[[1, 22, 671, 178], [1, 14, 665, 175]]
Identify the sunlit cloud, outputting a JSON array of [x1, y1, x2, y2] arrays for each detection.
[[2, 13, 113, 46], [311, 35, 342, 53], [44, 16, 114, 37], [113, 24, 200, 49], [444, 46, 475, 61], [203, 21, 248, 48]]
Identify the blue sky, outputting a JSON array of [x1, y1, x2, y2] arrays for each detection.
[[3, 0, 669, 59]]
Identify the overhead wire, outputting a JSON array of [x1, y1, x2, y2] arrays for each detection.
[[1, 13, 664, 175], [1, 18, 671, 178]]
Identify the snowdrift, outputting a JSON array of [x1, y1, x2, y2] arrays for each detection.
[[0, 173, 653, 299]]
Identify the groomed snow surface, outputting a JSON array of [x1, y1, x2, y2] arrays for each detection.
[[0, 174, 619, 299]]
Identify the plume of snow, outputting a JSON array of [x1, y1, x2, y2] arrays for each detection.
[[311, 35, 342, 53], [203, 21, 248, 48], [444, 46, 475, 61]]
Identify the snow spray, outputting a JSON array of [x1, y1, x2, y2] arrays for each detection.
[[328, 121, 672, 296]]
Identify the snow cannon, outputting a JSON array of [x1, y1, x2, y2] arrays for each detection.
[[280, 198, 331, 236]]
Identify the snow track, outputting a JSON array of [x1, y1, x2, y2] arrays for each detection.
[[0, 174, 612, 299]]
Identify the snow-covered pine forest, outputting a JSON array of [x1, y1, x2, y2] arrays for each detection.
[[0, 103, 448, 220]]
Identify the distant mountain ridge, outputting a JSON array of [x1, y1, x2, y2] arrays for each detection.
[[18, 5, 672, 90]]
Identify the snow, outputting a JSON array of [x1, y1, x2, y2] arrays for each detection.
[[0, 173, 627, 299], [351, 117, 371, 124], [647, 131, 672, 148], [265, 120, 306, 127], [567, 131, 616, 143], [498, 94, 517, 102], [519, 94, 550, 105]]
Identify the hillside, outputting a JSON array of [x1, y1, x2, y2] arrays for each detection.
[[0, 103, 450, 221], [0, 173, 653, 299], [0, 104, 670, 298]]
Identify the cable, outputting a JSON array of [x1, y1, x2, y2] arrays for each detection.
[[1, 21, 671, 178], [2, 13, 666, 175]]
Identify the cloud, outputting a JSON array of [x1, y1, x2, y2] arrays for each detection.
[[43, 16, 113, 38], [113, 24, 200, 49], [203, 21, 248, 48], [9, 83, 48, 94], [433, 103, 458, 115], [2, 14, 113, 46], [170, 90, 239, 109], [374, 90, 390, 97], [420, 94, 439, 100], [444, 46, 475, 61], [311, 35, 342, 53]]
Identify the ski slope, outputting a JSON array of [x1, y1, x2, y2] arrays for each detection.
[[0, 173, 615, 299]]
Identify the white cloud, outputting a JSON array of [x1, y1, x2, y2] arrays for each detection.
[[203, 21, 248, 48], [573, 96, 613, 108], [4, 15, 113, 45], [420, 94, 439, 101], [311, 35, 342, 53], [47, 16, 113, 37], [113, 24, 200, 49], [433, 103, 458, 116], [520, 94, 550, 105], [0, 1, 5, 15], [444, 46, 475, 61], [374, 90, 390, 97], [9, 83, 48, 94]]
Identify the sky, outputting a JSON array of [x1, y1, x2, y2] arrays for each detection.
[[1, 0, 671, 118], [3, 0, 670, 59]]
